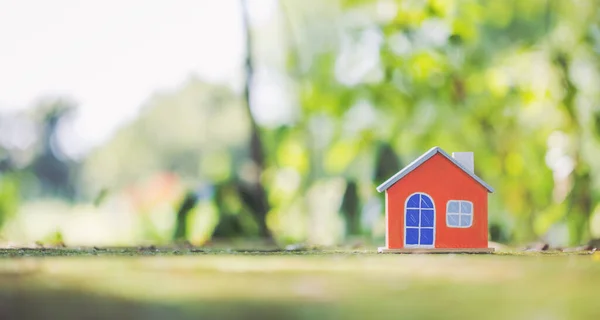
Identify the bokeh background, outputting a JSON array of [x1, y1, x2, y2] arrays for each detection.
[[1, 0, 600, 248]]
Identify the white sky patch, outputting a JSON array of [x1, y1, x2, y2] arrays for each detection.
[[418, 18, 450, 48], [389, 32, 412, 56], [342, 100, 377, 137], [0, 113, 37, 150], [247, 0, 278, 28], [250, 68, 296, 127], [335, 27, 383, 86], [0, 0, 254, 159]]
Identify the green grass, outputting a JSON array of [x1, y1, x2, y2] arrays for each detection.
[[0, 248, 599, 319]]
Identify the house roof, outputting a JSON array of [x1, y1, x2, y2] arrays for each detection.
[[376, 146, 494, 193]]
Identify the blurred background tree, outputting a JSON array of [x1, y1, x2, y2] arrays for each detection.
[[2, 0, 600, 248]]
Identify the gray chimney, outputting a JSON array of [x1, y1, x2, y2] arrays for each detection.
[[452, 152, 474, 172]]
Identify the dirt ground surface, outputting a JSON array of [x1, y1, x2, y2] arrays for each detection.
[[0, 247, 598, 320]]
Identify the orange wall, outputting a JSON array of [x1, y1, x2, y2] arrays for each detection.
[[386, 153, 489, 249]]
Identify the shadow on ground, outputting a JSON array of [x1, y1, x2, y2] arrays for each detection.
[[1, 251, 600, 319], [0, 280, 331, 320]]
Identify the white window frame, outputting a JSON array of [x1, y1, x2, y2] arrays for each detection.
[[446, 200, 473, 228]]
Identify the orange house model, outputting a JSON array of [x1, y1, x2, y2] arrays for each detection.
[[376, 146, 494, 253]]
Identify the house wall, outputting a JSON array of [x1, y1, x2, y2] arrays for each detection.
[[386, 153, 489, 249]]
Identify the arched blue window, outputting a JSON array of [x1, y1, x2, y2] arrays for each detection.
[[405, 193, 435, 247]]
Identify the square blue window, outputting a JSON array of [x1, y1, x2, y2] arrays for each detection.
[[421, 209, 434, 227], [406, 228, 419, 245], [461, 201, 472, 214], [447, 214, 460, 227], [460, 214, 473, 227], [406, 209, 419, 227], [420, 228, 434, 245], [447, 201, 459, 213]]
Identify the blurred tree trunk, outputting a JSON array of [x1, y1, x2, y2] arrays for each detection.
[[341, 180, 361, 236], [29, 101, 77, 199], [173, 191, 198, 241], [237, 0, 272, 239], [213, 182, 246, 238], [374, 142, 401, 185]]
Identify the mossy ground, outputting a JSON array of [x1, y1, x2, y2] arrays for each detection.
[[0, 247, 599, 320]]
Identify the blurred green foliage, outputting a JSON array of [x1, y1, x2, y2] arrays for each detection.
[[274, 0, 600, 246], [0, 174, 19, 228], [2, 0, 600, 247]]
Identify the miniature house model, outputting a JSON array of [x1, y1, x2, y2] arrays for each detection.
[[376, 147, 494, 253]]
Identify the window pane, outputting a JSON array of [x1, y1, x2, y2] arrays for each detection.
[[421, 209, 434, 227], [406, 209, 419, 227], [407, 194, 420, 208], [447, 214, 460, 227], [420, 228, 434, 245], [420, 195, 434, 208], [460, 214, 472, 227], [447, 201, 459, 213], [460, 201, 472, 214], [406, 228, 419, 245]]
